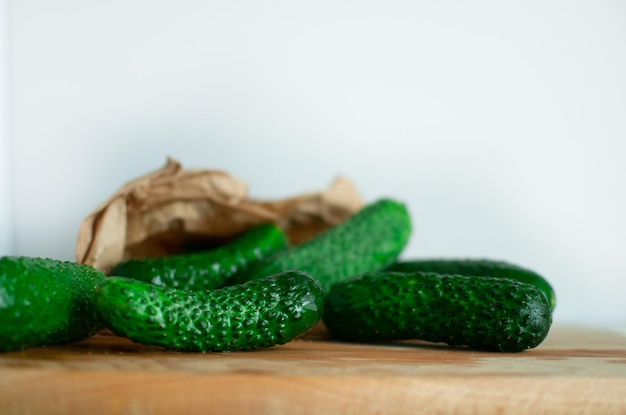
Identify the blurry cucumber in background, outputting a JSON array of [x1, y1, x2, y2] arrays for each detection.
[[230, 198, 412, 293], [110, 224, 289, 291], [386, 258, 556, 311]]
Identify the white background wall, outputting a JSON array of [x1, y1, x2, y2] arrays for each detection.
[[0, 0, 13, 256], [2, 1, 625, 330]]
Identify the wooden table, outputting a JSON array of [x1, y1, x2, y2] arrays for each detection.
[[1, 323, 625, 414]]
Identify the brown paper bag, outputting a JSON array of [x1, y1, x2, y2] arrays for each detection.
[[76, 157, 365, 273]]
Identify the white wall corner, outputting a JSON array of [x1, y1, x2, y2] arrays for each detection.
[[0, 0, 15, 255]]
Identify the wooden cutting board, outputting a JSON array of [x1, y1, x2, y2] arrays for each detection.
[[1, 323, 625, 415]]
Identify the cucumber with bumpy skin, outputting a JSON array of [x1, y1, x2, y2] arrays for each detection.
[[110, 224, 288, 291], [385, 258, 556, 311], [0, 256, 106, 352], [95, 270, 323, 352], [230, 199, 412, 293], [323, 271, 552, 352]]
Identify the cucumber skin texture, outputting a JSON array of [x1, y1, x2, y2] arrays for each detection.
[[110, 224, 288, 291], [0, 256, 107, 352], [323, 271, 553, 352], [230, 199, 412, 293], [386, 258, 556, 311], [95, 270, 324, 352]]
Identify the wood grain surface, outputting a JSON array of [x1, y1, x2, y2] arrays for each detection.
[[1, 323, 625, 415]]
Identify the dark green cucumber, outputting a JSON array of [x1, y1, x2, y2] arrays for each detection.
[[323, 271, 552, 352], [230, 199, 412, 293], [110, 224, 288, 291], [386, 258, 556, 311], [0, 256, 106, 352], [95, 270, 324, 352]]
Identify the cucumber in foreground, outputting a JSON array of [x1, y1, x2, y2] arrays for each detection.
[[323, 271, 552, 352], [110, 224, 288, 291], [386, 258, 556, 311], [0, 256, 106, 352], [230, 199, 412, 293], [95, 270, 324, 352]]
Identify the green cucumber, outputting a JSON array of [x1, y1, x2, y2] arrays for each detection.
[[230, 199, 412, 293], [386, 258, 556, 311], [95, 270, 324, 352], [110, 224, 288, 291], [0, 256, 106, 352], [323, 271, 552, 352]]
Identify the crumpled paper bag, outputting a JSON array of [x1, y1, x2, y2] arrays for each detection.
[[76, 157, 365, 273]]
